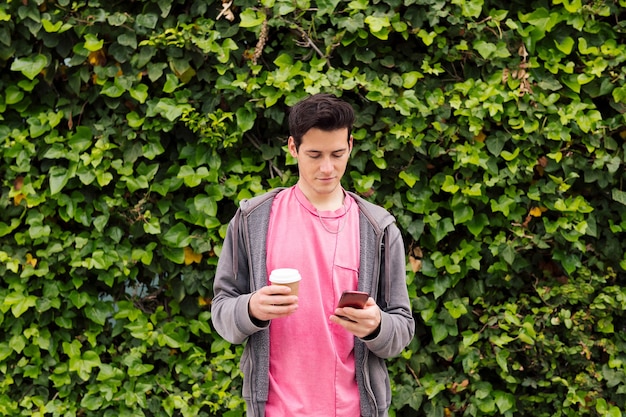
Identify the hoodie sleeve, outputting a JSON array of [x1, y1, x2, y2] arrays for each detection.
[[362, 223, 415, 357], [211, 211, 268, 344]]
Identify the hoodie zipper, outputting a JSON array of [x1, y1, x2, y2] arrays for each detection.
[[361, 348, 379, 417], [360, 230, 385, 417], [238, 208, 261, 415]]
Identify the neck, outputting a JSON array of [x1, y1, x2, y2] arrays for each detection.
[[297, 184, 344, 211]]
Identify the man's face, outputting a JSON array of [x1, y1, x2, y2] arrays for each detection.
[[288, 127, 352, 204]]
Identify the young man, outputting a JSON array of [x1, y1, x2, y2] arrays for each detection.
[[211, 93, 415, 417]]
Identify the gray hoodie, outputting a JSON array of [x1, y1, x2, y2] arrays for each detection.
[[212, 188, 415, 417]]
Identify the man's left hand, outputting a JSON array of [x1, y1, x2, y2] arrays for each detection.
[[330, 297, 381, 339]]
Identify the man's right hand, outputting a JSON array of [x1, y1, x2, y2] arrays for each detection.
[[248, 285, 299, 322]]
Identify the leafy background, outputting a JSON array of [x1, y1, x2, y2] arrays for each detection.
[[1, 0, 626, 416]]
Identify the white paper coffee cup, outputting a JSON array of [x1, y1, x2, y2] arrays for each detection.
[[269, 268, 301, 296]]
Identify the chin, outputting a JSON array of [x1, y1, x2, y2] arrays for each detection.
[[316, 183, 339, 193]]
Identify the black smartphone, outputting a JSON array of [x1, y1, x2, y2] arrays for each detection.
[[337, 290, 369, 309]]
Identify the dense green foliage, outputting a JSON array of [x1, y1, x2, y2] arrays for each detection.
[[1, 0, 626, 415]]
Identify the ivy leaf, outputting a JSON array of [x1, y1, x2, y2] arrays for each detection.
[[444, 298, 468, 319], [395, 91, 420, 116], [9, 334, 26, 353], [561, 0, 583, 12], [431, 321, 449, 344], [555, 36, 575, 54], [70, 350, 102, 381], [394, 384, 424, 411], [4, 292, 37, 318], [0, 8, 11, 23], [415, 297, 437, 322], [473, 40, 498, 59], [125, 360, 154, 377], [163, 73, 179, 93], [49, 166, 72, 195], [454, 0, 484, 17], [399, 170, 419, 187], [83, 34, 104, 51], [494, 391, 515, 413], [486, 132, 507, 156], [155, 98, 184, 121], [143, 216, 161, 234], [162, 223, 191, 247], [316, 0, 341, 16], [117, 32, 137, 48], [364, 15, 388, 32], [442, 175, 459, 193], [562, 74, 581, 93], [178, 165, 210, 187], [612, 189, 626, 206], [495, 348, 509, 372], [365, 16, 390, 40], [501, 244, 516, 265], [433, 274, 451, 299], [5, 85, 24, 104], [417, 29, 437, 46], [236, 104, 255, 132], [11, 54, 48, 80], [500, 148, 520, 162], [194, 194, 217, 216], [337, 14, 365, 32], [101, 79, 125, 98], [136, 13, 158, 29], [80, 393, 103, 411], [402, 71, 424, 89], [462, 330, 480, 347], [520, 8, 559, 32], [157, 332, 182, 349], [130, 83, 149, 103], [210, 338, 231, 354], [85, 301, 114, 326], [490, 333, 515, 348], [239, 9, 264, 28], [432, 218, 455, 242], [68, 126, 93, 152], [0, 219, 21, 238], [453, 205, 474, 225], [0, 343, 12, 361], [69, 291, 92, 309], [613, 85, 626, 103], [577, 109, 601, 133]]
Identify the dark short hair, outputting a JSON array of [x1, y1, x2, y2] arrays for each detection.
[[288, 93, 355, 150]]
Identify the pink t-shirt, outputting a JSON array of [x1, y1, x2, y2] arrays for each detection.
[[265, 185, 361, 417]]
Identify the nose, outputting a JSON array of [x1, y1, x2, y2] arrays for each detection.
[[320, 156, 333, 173]]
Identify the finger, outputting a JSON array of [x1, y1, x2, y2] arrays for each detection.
[[330, 314, 372, 338], [332, 308, 358, 324], [272, 285, 294, 294], [261, 284, 292, 296], [330, 314, 352, 326], [267, 302, 298, 318], [258, 287, 296, 306], [337, 307, 361, 321]]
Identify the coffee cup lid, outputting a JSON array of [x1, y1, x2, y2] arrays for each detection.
[[269, 268, 301, 284]]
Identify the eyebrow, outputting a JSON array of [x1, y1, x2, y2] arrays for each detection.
[[304, 147, 349, 154]]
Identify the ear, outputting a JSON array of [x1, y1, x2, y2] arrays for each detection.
[[348, 135, 353, 153], [288, 136, 298, 158]]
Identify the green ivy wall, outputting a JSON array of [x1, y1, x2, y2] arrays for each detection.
[[1, 0, 626, 416]]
